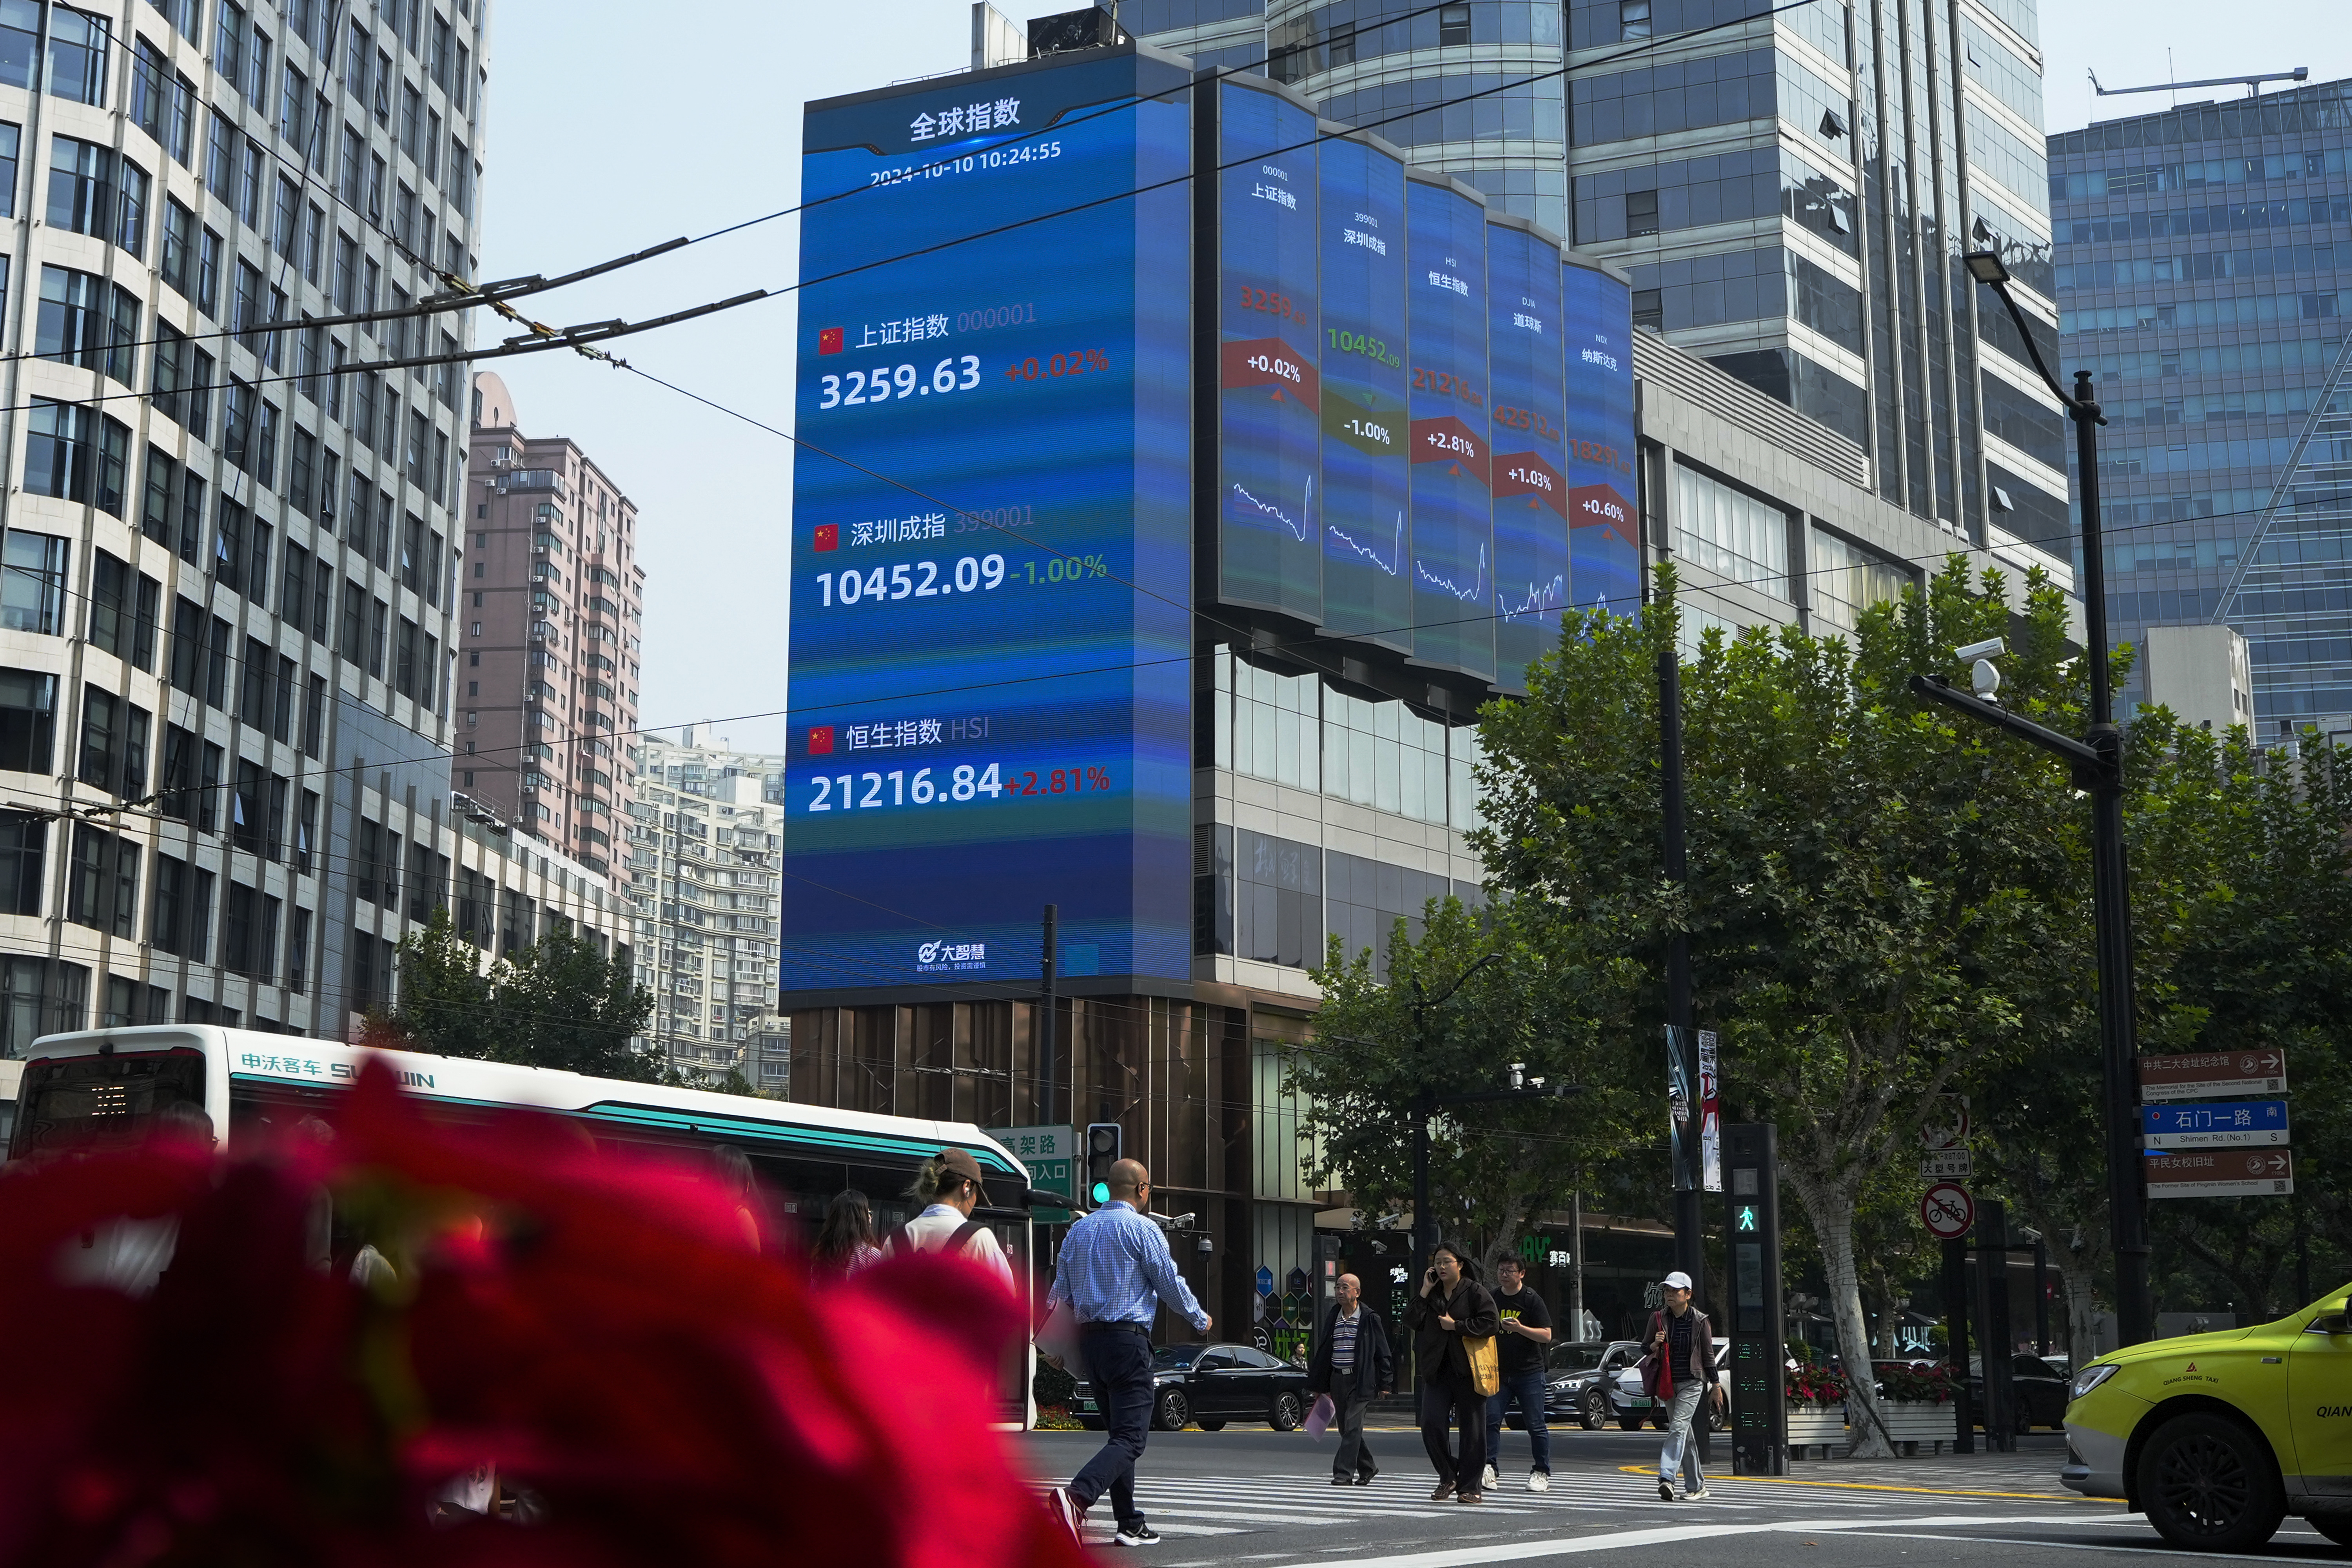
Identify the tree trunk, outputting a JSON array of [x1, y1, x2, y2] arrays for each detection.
[[1787, 1167, 1893, 1459]]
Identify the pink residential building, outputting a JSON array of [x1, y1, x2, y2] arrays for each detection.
[[459, 373, 644, 886]]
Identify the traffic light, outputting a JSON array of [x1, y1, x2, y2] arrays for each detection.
[[1724, 1122, 1786, 1477], [1085, 1122, 1122, 1205]]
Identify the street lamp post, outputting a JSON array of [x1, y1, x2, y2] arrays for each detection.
[[1916, 251, 2154, 1348]]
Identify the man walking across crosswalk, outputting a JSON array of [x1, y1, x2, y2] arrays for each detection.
[[1046, 1158, 1211, 1548], [1308, 1271, 1394, 1485]]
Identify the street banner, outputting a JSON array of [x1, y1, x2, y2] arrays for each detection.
[[1698, 1029, 1721, 1193], [2145, 1148, 2294, 1198], [2141, 1100, 2290, 1150], [2137, 1049, 2288, 1102], [1666, 1025, 1695, 1193]]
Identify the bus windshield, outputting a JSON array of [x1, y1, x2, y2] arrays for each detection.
[[7, 1049, 207, 1159]]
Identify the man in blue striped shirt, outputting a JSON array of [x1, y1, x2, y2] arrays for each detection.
[[1046, 1158, 1210, 1549]]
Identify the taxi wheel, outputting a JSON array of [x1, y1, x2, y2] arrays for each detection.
[[2138, 1412, 2285, 1553]]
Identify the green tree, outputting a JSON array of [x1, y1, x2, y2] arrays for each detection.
[[1474, 560, 2089, 1454], [1291, 897, 1650, 1277], [390, 909, 662, 1081]]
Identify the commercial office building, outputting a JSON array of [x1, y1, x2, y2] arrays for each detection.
[[1133, 0, 2070, 562], [0, 0, 633, 1052], [782, 27, 2075, 1345], [2051, 78, 2352, 736]]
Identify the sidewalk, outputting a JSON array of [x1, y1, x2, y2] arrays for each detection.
[[1777, 1434, 2075, 1498]]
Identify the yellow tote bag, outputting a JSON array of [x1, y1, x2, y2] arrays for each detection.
[[1465, 1333, 1501, 1398]]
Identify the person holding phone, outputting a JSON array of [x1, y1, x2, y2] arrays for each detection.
[[1642, 1270, 1724, 1501], [1405, 1241, 1500, 1504]]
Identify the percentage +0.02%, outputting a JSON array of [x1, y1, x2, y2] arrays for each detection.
[[1005, 348, 1113, 381]]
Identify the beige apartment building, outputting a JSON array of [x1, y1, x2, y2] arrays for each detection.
[[459, 370, 642, 888]]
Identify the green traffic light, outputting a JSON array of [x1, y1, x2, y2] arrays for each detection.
[[1092, 1181, 1111, 1203]]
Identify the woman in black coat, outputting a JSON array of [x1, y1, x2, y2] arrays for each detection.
[[1405, 1240, 1501, 1503]]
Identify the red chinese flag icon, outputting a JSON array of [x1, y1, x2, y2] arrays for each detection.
[[808, 726, 834, 755], [813, 524, 838, 552], [818, 327, 844, 355]]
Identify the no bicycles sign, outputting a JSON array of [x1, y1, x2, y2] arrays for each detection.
[[1919, 1181, 1975, 1240]]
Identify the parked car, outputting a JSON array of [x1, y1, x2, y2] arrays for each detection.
[[1966, 1352, 2074, 1430], [1610, 1339, 1729, 1432], [1074, 1342, 1312, 1432], [1537, 1340, 1641, 1431]]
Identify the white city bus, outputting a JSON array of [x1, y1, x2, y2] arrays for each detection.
[[8, 1025, 1042, 1425]]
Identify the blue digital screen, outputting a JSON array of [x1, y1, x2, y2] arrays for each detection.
[[1316, 130, 1411, 652], [1215, 77, 1323, 622], [785, 51, 1194, 996], [1485, 218, 1569, 694], [1405, 173, 1495, 681], [1563, 258, 1640, 613]]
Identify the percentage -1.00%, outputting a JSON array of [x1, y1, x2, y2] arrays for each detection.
[[1020, 553, 1109, 585]]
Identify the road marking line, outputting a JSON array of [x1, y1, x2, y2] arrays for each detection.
[[1608, 1463, 2089, 1501], [1829, 1530, 2351, 1564], [1241, 1511, 2082, 1567]]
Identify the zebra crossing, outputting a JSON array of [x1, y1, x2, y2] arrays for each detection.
[[1056, 1467, 2067, 1543]]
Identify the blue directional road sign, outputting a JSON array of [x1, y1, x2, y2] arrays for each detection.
[[2142, 1099, 2290, 1150]]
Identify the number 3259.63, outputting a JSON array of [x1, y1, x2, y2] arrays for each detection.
[[820, 356, 981, 407]]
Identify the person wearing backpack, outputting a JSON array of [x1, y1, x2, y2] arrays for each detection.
[[884, 1149, 1014, 1287], [1641, 1270, 1724, 1502]]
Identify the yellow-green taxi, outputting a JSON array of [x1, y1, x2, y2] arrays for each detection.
[[2063, 1281, 2352, 1551]]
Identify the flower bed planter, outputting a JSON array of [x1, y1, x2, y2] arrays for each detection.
[[1785, 1406, 1846, 1458], [1875, 1399, 1959, 1454]]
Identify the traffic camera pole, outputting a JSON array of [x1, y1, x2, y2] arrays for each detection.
[[1939, 253, 2154, 1349]]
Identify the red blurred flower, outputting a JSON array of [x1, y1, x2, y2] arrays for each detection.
[[0, 1063, 1083, 1568]]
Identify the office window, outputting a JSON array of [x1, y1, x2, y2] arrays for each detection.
[[68, 824, 137, 937], [310, 559, 332, 642], [1438, 4, 1470, 44], [0, 668, 58, 772], [0, 5, 32, 91], [1674, 463, 1789, 597], [280, 61, 307, 145], [303, 672, 326, 759], [46, 6, 109, 107], [232, 260, 262, 352], [132, 36, 169, 140], [77, 685, 148, 799], [0, 809, 43, 914], [204, 615, 231, 709], [161, 198, 195, 295], [1812, 525, 1914, 634], [87, 548, 130, 657], [290, 427, 317, 515], [1619, 0, 1652, 38], [239, 635, 269, 727], [369, 598, 388, 679], [45, 136, 113, 239], [215, 499, 245, 595], [287, 906, 311, 993], [395, 615, 416, 697], [338, 123, 361, 205], [213, 0, 243, 81], [301, 203, 324, 283], [223, 378, 256, 471], [232, 758, 263, 854], [157, 723, 198, 822], [245, 26, 269, 108], [0, 956, 89, 1053], [196, 227, 223, 319], [1626, 189, 1660, 237], [296, 788, 319, 875], [206, 107, 235, 201], [2, 530, 67, 633], [341, 580, 365, 666]]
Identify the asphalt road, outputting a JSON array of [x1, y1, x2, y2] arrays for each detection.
[[1013, 1425, 2352, 1565]]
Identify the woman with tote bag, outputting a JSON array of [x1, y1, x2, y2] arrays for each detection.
[[1405, 1241, 1501, 1504]]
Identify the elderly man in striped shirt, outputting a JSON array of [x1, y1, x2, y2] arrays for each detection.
[[1046, 1158, 1211, 1549]]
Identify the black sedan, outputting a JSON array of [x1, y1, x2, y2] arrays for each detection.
[[1967, 1353, 2073, 1430], [1075, 1342, 1312, 1432], [1540, 1340, 1642, 1431]]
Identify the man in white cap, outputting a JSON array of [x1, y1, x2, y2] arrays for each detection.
[[1641, 1270, 1722, 1501]]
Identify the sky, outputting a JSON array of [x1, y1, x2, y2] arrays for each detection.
[[475, 1, 2352, 755]]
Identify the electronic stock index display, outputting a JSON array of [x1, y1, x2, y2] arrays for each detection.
[[784, 47, 1635, 1000]]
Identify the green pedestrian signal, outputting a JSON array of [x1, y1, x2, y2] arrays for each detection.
[[1085, 1122, 1122, 1207], [1736, 1203, 1759, 1232]]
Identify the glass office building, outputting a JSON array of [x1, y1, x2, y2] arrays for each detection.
[[2050, 79, 2352, 735], [1134, 0, 2068, 547]]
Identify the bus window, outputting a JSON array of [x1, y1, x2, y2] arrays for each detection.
[[8, 1048, 207, 1160]]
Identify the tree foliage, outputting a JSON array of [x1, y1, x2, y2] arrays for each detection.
[[387, 911, 663, 1082]]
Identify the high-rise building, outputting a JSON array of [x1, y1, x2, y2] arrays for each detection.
[[1130, 0, 2068, 552], [2051, 78, 2352, 737], [460, 371, 644, 880], [0, 0, 637, 1054], [624, 729, 784, 1080]]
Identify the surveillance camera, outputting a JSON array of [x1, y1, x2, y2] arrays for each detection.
[[1971, 659, 2002, 699], [1954, 636, 2007, 664]]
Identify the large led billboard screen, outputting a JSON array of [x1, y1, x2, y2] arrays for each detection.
[[1486, 214, 1569, 694], [1317, 127, 1411, 652], [1404, 171, 1496, 682], [1564, 256, 1640, 613], [785, 49, 1194, 996], [1212, 76, 1323, 623]]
